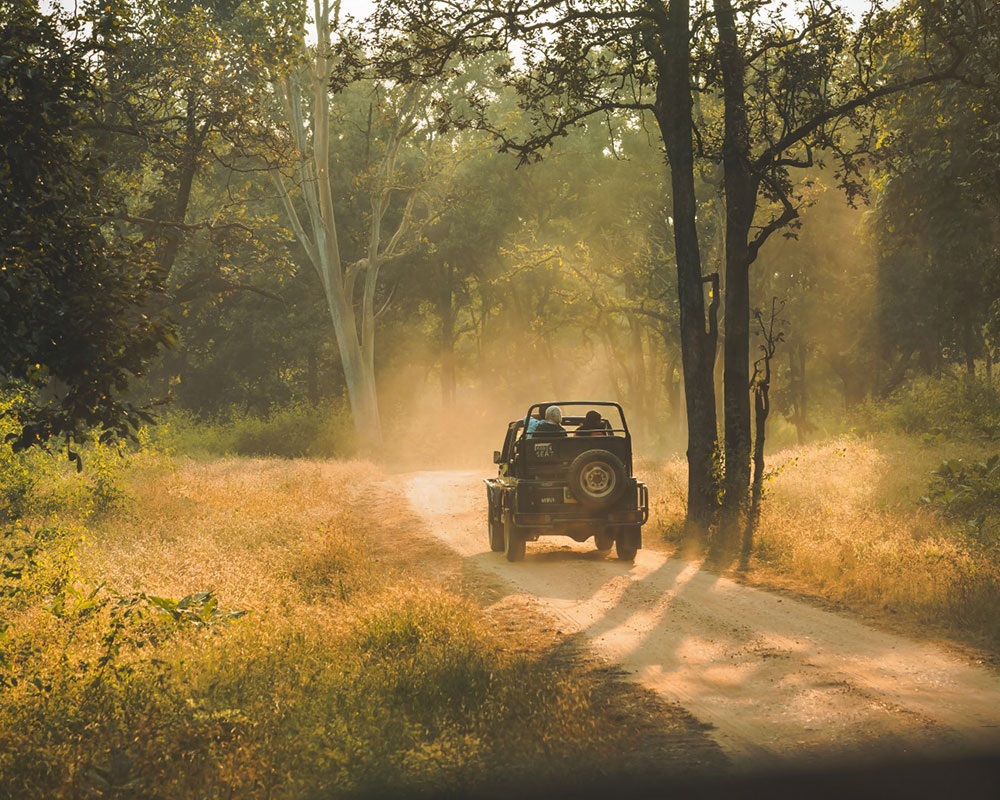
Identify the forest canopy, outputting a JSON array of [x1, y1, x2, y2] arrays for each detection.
[[1, 0, 998, 499]]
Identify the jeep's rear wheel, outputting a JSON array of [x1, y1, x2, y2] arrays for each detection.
[[594, 529, 614, 551], [615, 525, 641, 561], [568, 450, 627, 510], [503, 508, 525, 562], [487, 494, 505, 552]]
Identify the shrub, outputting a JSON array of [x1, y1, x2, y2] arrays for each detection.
[[81, 434, 131, 517], [0, 523, 248, 797], [154, 403, 355, 458], [0, 399, 37, 522], [857, 374, 1000, 440], [0, 438, 34, 522], [923, 455, 1000, 549]]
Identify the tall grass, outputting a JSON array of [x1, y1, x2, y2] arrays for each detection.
[[1, 452, 665, 797], [643, 434, 1000, 645], [855, 374, 1000, 441], [152, 402, 356, 459]]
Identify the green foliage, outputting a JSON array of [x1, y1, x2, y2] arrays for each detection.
[[0, 396, 146, 523], [0, 525, 79, 612], [0, 522, 252, 796], [859, 375, 1000, 440], [0, 0, 173, 451], [0, 415, 35, 523], [923, 456, 1000, 544], [80, 434, 132, 518], [868, 2, 1000, 380], [156, 403, 356, 458]]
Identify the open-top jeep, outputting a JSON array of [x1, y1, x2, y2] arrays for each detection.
[[484, 402, 649, 562]]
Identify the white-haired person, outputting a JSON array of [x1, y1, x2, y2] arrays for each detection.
[[529, 405, 567, 438]]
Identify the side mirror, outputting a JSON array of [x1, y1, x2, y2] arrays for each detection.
[[493, 450, 502, 464]]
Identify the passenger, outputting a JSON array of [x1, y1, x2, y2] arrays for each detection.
[[531, 405, 567, 438], [575, 410, 605, 437], [526, 404, 548, 435]]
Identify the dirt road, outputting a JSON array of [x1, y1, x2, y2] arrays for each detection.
[[403, 470, 1000, 769]]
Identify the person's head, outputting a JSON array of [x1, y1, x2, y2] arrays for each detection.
[[545, 405, 562, 425], [583, 410, 602, 428]]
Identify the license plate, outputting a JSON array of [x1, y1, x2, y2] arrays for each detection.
[[563, 488, 577, 503]]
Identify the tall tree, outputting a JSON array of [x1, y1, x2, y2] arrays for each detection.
[[373, 0, 722, 518], [85, 0, 293, 296], [372, 0, 972, 533], [704, 0, 966, 527], [271, 0, 458, 445], [0, 0, 172, 451]]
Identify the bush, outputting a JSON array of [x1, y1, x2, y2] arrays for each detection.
[[0, 398, 37, 522], [0, 438, 35, 522], [155, 403, 355, 458], [0, 522, 248, 797], [923, 455, 1000, 548], [857, 374, 1000, 440], [80, 434, 131, 518]]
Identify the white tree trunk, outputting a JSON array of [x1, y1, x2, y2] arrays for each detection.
[[269, 4, 441, 449], [270, 0, 383, 446]]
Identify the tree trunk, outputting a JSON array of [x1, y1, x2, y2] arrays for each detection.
[[788, 340, 809, 444], [797, 340, 808, 438], [651, 0, 720, 521], [741, 380, 768, 568], [629, 314, 648, 440], [307, 343, 319, 408], [963, 314, 977, 377], [160, 100, 205, 285], [326, 285, 380, 441], [714, 0, 756, 526], [440, 263, 457, 404]]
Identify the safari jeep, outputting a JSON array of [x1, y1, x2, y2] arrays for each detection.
[[484, 402, 649, 562]]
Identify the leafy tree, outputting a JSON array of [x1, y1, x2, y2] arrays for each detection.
[[271, 0, 476, 445], [0, 0, 172, 452], [84, 0, 296, 301], [372, 0, 973, 536], [868, 8, 1000, 383]]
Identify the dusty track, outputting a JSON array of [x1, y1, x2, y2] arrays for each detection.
[[403, 470, 1000, 769]]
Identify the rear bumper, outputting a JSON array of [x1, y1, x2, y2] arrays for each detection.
[[512, 481, 648, 529]]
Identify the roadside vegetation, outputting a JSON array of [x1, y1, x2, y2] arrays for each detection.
[[151, 403, 356, 459], [645, 376, 1000, 648], [1, 432, 717, 798]]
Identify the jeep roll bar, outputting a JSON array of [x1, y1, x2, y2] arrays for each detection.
[[519, 401, 630, 439]]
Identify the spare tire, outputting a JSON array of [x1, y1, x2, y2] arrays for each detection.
[[567, 449, 627, 509]]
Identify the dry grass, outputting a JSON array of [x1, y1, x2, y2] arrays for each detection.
[[77, 457, 381, 609], [640, 434, 1000, 646], [2, 453, 715, 798]]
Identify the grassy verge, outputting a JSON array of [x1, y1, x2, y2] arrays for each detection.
[[2, 450, 721, 797], [641, 433, 1000, 649], [149, 403, 356, 459]]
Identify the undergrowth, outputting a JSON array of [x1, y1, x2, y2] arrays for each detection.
[[644, 434, 1000, 646], [1, 447, 639, 798], [856, 374, 1000, 441], [152, 402, 356, 459]]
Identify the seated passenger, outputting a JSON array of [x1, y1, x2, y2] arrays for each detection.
[[526, 404, 548, 435], [531, 405, 567, 438], [575, 410, 606, 437]]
